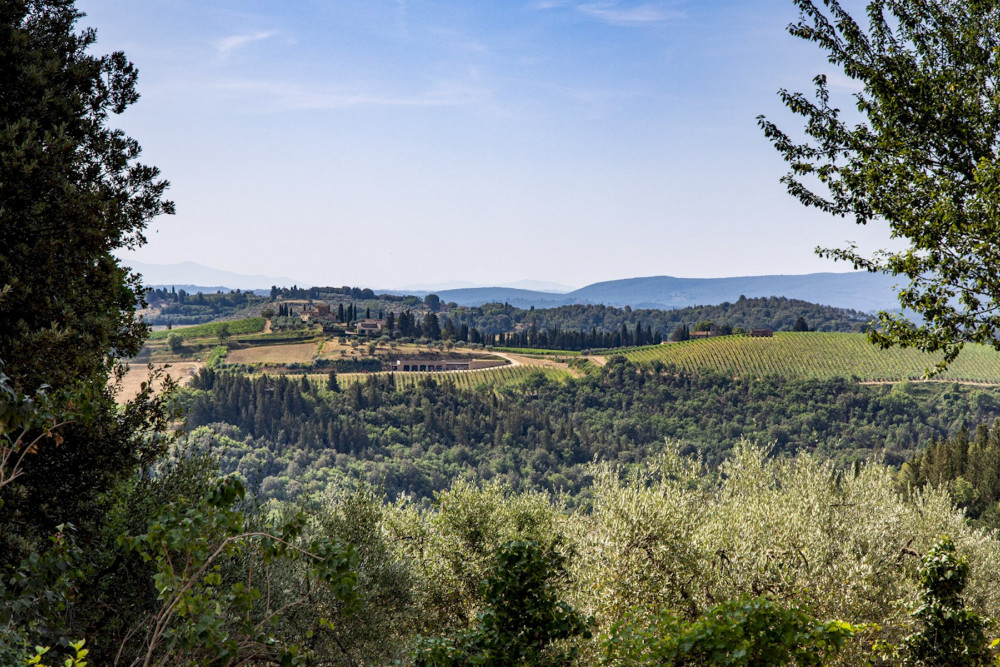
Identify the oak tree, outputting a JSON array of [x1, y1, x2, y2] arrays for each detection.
[[759, 0, 1000, 370]]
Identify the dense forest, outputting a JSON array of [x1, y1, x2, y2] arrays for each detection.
[[177, 360, 1000, 502], [901, 421, 1000, 529]]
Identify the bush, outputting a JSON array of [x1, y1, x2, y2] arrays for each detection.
[[603, 596, 859, 666], [411, 541, 591, 666]]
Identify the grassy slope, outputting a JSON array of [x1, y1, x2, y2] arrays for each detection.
[[619, 332, 1000, 383], [147, 317, 266, 340]]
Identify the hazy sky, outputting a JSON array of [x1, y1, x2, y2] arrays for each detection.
[[80, 0, 899, 289]]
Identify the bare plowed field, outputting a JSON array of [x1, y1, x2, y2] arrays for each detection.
[[227, 342, 318, 364]]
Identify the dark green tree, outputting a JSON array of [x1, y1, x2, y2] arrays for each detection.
[[441, 316, 457, 341], [899, 537, 994, 666], [424, 293, 441, 312], [0, 0, 173, 555], [603, 596, 858, 666], [792, 317, 809, 332], [759, 0, 1000, 370], [411, 541, 591, 666], [423, 313, 441, 340]]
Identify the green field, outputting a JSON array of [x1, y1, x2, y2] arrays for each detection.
[[147, 317, 266, 340], [620, 332, 1000, 382]]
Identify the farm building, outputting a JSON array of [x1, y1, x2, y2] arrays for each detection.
[[356, 319, 385, 335], [300, 304, 331, 321], [387, 358, 506, 372], [749, 328, 773, 337]]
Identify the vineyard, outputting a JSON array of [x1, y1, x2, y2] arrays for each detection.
[[328, 365, 574, 391], [620, 332, 1000, 383]]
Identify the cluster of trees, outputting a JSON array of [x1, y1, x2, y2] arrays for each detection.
[[901, 421, 1000, 529], [76, 440, 1000, 665], [144, 287, 266, 326], [444, 297, 871, 339], [493, 320, 662, 351], [270, 284, 424, 307], [255, 295, 864, 353], [271, 285, 378, 301]]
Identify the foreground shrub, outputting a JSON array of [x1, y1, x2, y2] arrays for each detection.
[[603, 596, 859, 666], [411, 540, 591, 666]]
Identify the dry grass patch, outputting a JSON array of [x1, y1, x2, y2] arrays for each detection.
[[114, 362, 203, 404]]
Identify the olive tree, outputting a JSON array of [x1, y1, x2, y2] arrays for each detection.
[[759, 0, 1000, 371]]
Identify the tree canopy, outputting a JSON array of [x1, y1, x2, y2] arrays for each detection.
[[0, 0, 173, 555], [759, 0, 1000, 370]]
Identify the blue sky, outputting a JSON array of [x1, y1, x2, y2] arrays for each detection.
[[80, 0, 896, 289]]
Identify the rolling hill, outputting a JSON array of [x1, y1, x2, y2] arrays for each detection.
[[620, 332, 1000, 383], [422, 272, 903, 312]]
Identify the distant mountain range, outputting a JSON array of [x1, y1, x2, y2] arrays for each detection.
[[388, 273, 904, 313], [124, 260, 904, 313], [394, 279, 577, 293], [125, 260, 305, 292]]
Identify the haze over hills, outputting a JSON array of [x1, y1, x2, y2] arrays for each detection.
[[403, 273, 904, 313], [127, 260, 307, 292], [395, 279, 577, 293], [129, 260, 903, 313]]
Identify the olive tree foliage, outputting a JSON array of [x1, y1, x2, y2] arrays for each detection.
[[387, 480, 572, 636], [269, 486, 419, 666], [565, 443, 1000, 664], [758, 0, 1000, 370], [117, 476, 359, 667]]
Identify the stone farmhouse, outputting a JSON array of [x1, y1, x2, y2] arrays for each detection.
[[356, 319, 385, 335]]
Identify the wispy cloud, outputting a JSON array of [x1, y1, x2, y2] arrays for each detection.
[[530, 1, 683, 26], [215, 30, 277, 56], [577, 2, 681, 25]]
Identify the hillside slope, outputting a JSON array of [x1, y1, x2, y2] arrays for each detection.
[[423, 272, 902, 312], [621, 332, 1000, 383]]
